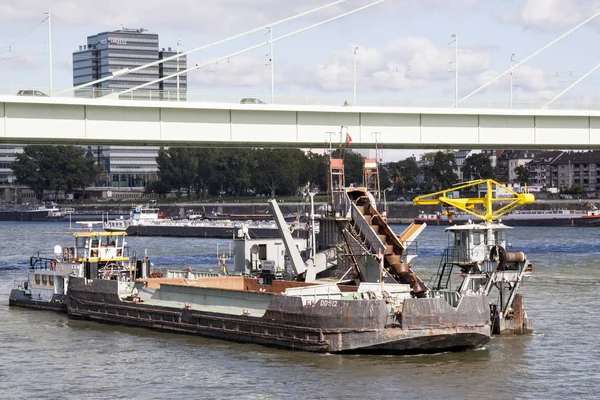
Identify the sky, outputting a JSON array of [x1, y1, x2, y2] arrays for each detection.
[[1, 0, 600, 160]]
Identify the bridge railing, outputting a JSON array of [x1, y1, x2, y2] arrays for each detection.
[[3, 85, 600, 111]]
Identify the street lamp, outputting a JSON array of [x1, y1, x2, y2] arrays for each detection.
[[267, 26, 275, 103], [44, 11, 52, 96], [510, 53, 516, 108], [176, 39, 182, 101], [451, 33, 458, 107], [353, 46, 359, 106]]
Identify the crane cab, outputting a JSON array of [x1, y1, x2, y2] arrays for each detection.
[[446, 221, 511, 265]]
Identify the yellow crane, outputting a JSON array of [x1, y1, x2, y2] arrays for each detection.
[[413, 179, 535, 222]]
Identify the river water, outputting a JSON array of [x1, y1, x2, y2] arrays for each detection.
[[1, 221, 599, 399]]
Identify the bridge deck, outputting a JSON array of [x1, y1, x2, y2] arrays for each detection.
[[2, 95, 600, 149]]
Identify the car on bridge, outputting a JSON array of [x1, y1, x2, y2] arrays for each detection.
[[240, 97, 266, 104], [17, 90, 48, 97]]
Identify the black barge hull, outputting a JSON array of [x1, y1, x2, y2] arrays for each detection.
[[8, 290, 67, 313]]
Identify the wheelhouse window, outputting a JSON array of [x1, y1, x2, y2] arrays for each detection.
[[42, 275, 48, 285], [34, 274, 40, 284]]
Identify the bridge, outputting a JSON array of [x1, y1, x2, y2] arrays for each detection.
[[2, 95, 600, 149]]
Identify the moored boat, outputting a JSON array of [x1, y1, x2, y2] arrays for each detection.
[[415, 203, 600, 226], [105, 204, 309, 239], [0, 205, 59, 221]]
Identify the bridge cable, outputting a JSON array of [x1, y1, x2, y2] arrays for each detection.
[[55, 0, 349, 96], [457, 9, 600, 106], [112, 0, 386, 98]]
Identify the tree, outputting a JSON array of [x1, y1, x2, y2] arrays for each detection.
[[155, 148, 199, 199], [388, 157, 420, 192], [514, 165, 530, 185], [206, 148, 255, 197], [194, 148, 220, 199], [145, 180, 171, 198], [252, 149, 302, 197], [422, 151, 458, 190], [12, 145, 97, 201], [462, 153, 494, 181], [300, 151, 328, 192]]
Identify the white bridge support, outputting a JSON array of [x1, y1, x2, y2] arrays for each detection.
[[2, 96, 600, 149]]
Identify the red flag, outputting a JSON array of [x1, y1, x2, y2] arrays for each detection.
[[346, 132, 352, 147]]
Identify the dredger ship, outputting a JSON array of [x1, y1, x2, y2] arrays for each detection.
[[62, 171, 534, 354]]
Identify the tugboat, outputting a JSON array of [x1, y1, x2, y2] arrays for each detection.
[[9, 230, 149, 312]]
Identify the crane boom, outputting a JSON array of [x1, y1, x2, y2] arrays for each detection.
[[413, 179, 535, 222]]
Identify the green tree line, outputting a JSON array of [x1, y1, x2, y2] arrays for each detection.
[[12, 145, 511, 201], [12, 145, 98, 200]]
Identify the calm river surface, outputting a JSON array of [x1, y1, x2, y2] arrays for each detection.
[[1, 221, 599, 399]]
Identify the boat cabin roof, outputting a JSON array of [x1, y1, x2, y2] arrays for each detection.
[[445, 221, 512, 232], [73, 231, 127, 238]]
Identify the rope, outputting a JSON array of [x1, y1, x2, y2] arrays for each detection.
[[548, 290, 597, 341]]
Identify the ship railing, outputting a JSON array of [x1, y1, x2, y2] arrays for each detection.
[[29, 253, 58, 270], [429, 289, 461, 307], [428, 247, 470, 290], [12, 280, 26, 290], [166, 269, 222, 279], [402, 239, 419, 261], [330, 191, 352, 218], [349, 202, 386, 254]]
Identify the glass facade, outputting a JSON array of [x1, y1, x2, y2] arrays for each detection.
[[0, 145, 22, 185], [71, 29, 186, 188], [73, 28, 186, 98]]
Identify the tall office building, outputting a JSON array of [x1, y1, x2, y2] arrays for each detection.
[[73, 28, 187, 98], [72, 28, 187, 188]]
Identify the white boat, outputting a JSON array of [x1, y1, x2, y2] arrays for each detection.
[[104, 204, 166, 232]]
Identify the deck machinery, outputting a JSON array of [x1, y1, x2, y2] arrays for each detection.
[[413, 179, 535, 334], [271, 173, 534, 335]]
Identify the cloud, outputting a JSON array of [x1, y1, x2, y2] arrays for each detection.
[[185, 34, 500, 101], [0, 0, 479, 32], [0, 0, 397, 31], [0, 52, 45, 70], [508, 0, 600, 31], [287, 37, 492, 93], [0, 0, 356, 31], [190, 55, 272, 88]]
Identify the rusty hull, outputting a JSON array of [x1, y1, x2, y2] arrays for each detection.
[[67, 278, 490, 354]]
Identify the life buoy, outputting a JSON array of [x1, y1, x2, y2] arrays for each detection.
[[49, 261, 55, 270]]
